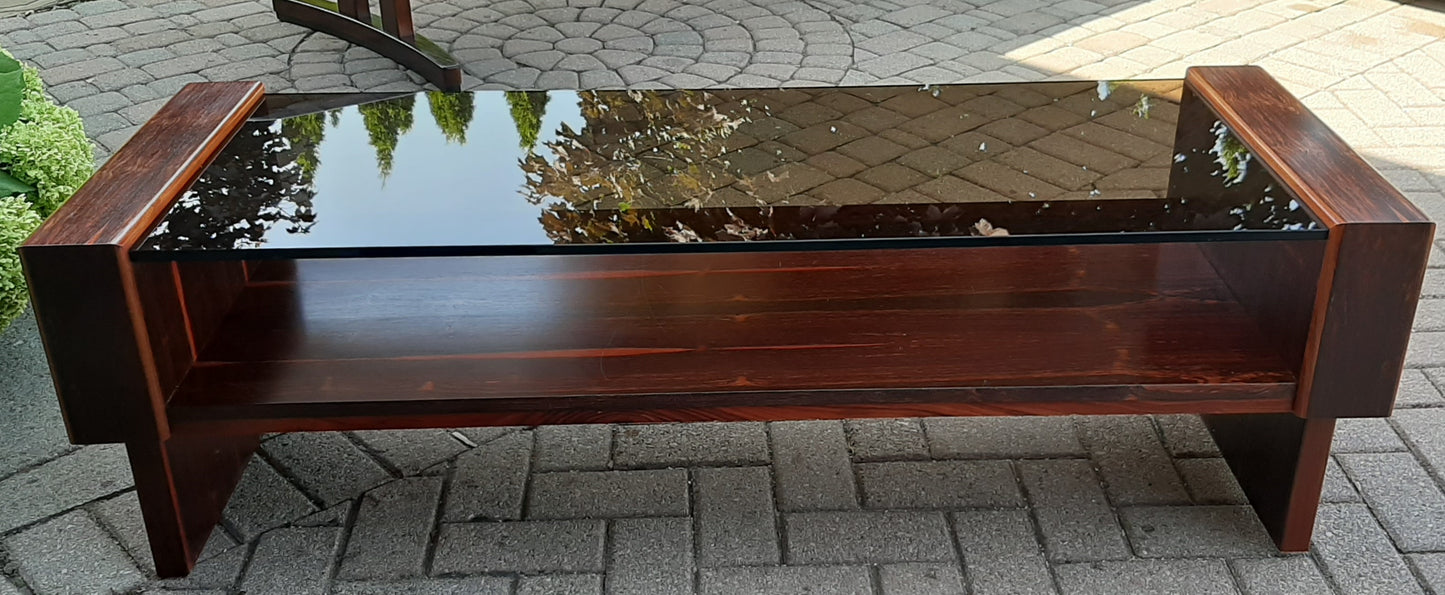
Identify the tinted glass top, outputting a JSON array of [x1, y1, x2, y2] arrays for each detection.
[[136, 80, 1322, 260]]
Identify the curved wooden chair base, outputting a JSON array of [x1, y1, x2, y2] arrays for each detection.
[[273, 0, 463, 91]]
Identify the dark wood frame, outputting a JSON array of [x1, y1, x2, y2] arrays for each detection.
[[20, 67, 1432, 576], [271, 0, 462, 91]]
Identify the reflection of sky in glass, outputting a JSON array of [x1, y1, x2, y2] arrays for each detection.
[[257, 92, 584, 249]]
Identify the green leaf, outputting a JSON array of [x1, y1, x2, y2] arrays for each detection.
[[0, 169, 34, 198], [0, 53, 24, 129]]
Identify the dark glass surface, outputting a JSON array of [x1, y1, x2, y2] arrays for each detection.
[[136, 81, 1322, 259]]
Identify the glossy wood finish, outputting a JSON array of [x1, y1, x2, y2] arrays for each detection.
[[21, 83, 267, 577], [18, 74, 1434, 575], [272, 0, 461, 91], [1202, 414, 1334, 551], [1186, 66, 1434, 418]]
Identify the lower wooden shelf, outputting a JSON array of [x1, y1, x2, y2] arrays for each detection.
[[165, 242, 1299, 434]]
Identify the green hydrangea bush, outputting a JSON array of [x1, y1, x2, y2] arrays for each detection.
[[0, 47, 94, 331]]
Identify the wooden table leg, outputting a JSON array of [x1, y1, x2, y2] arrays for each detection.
[[1202, 413, 1334, 551], [271, 0, 462, 91], [128, 433, 260, 577]]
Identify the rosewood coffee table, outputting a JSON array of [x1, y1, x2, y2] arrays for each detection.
[[21, 67, 1431, 576]]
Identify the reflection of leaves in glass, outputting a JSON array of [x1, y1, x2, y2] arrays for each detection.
[[147, 121, 318, 249], [520, 90, 744, 219], [281, 111, 326, 177], [359, 96, 415, 178], [1210, 121, 1251, 186], [427, 92, 474, 144], [505, 91, 549, 152]]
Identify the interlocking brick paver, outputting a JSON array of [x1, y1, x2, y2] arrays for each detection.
[[263, 433, 392, 506], [1313, 503, 1427, 595], [952, 509, 1056, 595], [614, 422, 767, 468], [693, 466, 780, 566], [1077, 416, 1191, 505], [878, 563, 966, 595], [517, 574, 604, 595], [607, 517, 693, 594], [925, 416, 1083, 458], [699, 565, 872, 595], [238, 527, 341, 595], [1054, 559, 1237, 595], [4, 510, 145, 595], [332, 578, 513, 594], [1338, 452, 1445, 551], [1175, 457, 1247, 504], [528, 468, 689, 518], [445, 430, 531, 521], [856, 460, 1022, 508], [338, 477, 443, 580], [770, 420, 859, 511], [1018, 459, 1130, 562], [784, 510, 954, 564], [222, 457, 317, 540], [0, 444, 132, 533], [432, 520, 606, 574], [1231, 557, 1335, 595], [844, 418, 929, 461], [1118, 505, 1275, 557]]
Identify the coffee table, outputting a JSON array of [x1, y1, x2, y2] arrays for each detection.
[[20, 67, 1432, 576]]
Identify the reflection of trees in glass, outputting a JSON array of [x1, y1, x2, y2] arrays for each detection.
[[427, 92, 474, 145], [520, 90, 745, 217], [281, 111, 327, 177], [145, 121, 317, 250], [505, 91, 549, 152], [359, 96, 415, 178]]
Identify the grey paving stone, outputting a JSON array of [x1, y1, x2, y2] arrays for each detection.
[[1334, 417, 1408, 452], [608, 517, 693, 594], [1231, 556, 1333, 595], [89, 491, 159, 575], [1409, 553, 1445, 595], [1118, 505, 1274, 557], [1323, 457, 1363, 503], [1017, 459, 1129, 562], [445, 430, 531, 521], [1312, 503, 1426, 595], [923, 416, 1083, 458], [350, 429, 466, 475], [770, 420, 859, 511], [1399, 369, 1445, 407], [68, 91, 132, 116], [339, 477, 443, 580], [693, 466, 779, 566], [529, 468, 689, 519], [0, 314, 73, 476], [1175, 458, 1247, 504], [1153, 414, 1220, 457], [331, 578, 513, 594], [239, 527, 341, 595], [451, 427, 519, 446], [533, 424, 612, 471], [856, 460, 1023, 508], [952, 509, 1055, 595], [4, 510, 145, 595], [41, 56, 126, 85], [222, 456, 317, 540], [843, 418, 930, 459], [1054, 559, 1236, 595], [1077, 415, 1190, 505], [432, 520, 606, 574], [879, 562, 966, 595], [0, 444, 132, 532], [1394, 408, 1445, 484], [614, 422, 768, 468], [1337, 452, 1445, 551], [263, 432, 392, 506], [517, 574, 604, 595], [699, 566, 873, 595], [784, 511, 954, 564]]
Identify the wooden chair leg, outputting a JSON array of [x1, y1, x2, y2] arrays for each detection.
[[379, 0, 415, 42], [336, 0, 369, 23], [127, 433, 259, 577], [1202, 413, 1335, 551]]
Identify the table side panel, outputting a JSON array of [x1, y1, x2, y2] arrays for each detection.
[[1184, 66, 1433, 418]]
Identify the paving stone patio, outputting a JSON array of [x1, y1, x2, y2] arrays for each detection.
[[2, 0, 1445, 592]]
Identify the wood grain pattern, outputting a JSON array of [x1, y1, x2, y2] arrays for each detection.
[[127, 432, 258, 577], [1185, 66, 1429, 227], [1185, 66, 1433, 417], [164, 244, 1300, 434], [1203, 413, 1334, 551], [24, 82, 263, 249]]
